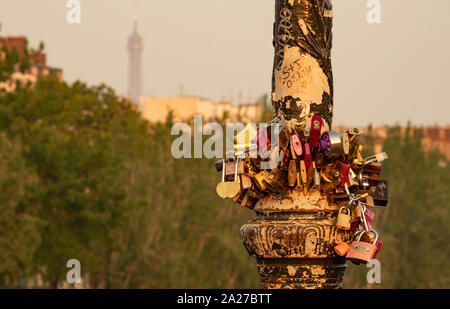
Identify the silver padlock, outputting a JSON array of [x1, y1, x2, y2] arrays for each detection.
[[328, 131, 350, 156], [362, 152, 388, 165]]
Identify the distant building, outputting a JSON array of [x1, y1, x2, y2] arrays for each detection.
[[127, 12, 144, 105], [138, 96, 264, 123], [0, 35, 62, 92], [422, 126, 450, 160]]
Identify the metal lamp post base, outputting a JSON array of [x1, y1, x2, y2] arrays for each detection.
[[240, 191, 350, 289]]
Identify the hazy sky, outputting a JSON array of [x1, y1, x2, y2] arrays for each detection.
[[0, 0, 449, 126]]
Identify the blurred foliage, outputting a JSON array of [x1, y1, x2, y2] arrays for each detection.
[[257, 93, 273, 123], [0, 49, 448, 289], [0, 132, 39, 286], [0, 63, 258, 288], [343, 126, 450, 289]]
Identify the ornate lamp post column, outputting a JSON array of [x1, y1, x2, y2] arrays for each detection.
[[240, 0, 350, 289]]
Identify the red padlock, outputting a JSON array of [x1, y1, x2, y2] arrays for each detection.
[[309, 115, 323, 148], [339, 161, 350, 187], [350, 220, 360, 232], [346, 229, 378, 264], [303, 143, 312, 171], [372, 240, 383, 259], [291, 134, 303, 157]]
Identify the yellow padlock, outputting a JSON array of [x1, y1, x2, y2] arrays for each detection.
[[254, 170, 270, 192], [336, 206, 352, 231], [300, 160, 307, 184], [241, 192, 257, 210], [357, 145, 364, 163], [288, 160, 297, 187]]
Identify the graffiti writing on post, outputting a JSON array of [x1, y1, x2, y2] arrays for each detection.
[[276, 7, 293, 70]]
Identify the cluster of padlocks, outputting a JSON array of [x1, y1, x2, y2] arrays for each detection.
[[214, 115, 389, 264]]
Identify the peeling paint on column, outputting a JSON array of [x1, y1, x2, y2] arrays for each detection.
[[274, 46, 330, 112]]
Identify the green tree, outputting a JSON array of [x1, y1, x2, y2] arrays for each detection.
[[344, 126, 450, 288], [0, 132, 39, 288]]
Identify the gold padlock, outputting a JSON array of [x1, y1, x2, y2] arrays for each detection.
[[247, 164, 258, 178], [241, 192, 257, 210], [248, 184, 264, 199], [288, 160, 297, 187], [336, 206, 352, 231], [263, 169, 286, 194], [347, 168, 359, 187], [254, 170, 270, 191], [306, 160, 316, 186], [365, 196, 375, 208], [359, 230, 376, 244], [357, 145, 364, 163], [300, 160, 307, 184], [320, 163, 335, 183], [354, 203, 363, 218], [296, 168, 302, 189]]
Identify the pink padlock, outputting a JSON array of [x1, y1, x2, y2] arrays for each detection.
[[364, 206, 375, 223], [346, 229, 379, 264], [291, 135, 303, 157]]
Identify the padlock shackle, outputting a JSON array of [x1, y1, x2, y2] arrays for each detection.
[[352, 228, 365, 240], [346, 194, 358, 207], [356, 229, 378, 244], [319, 170, 333, 183], [221, 159, 225, 183], [344, 183, 350, 195], [359, 202, 370, 232], [233, 158, 239, 181], [338, 206, 350, 215], [361, 152, 388, 166], [348, 193, 368, 206]]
